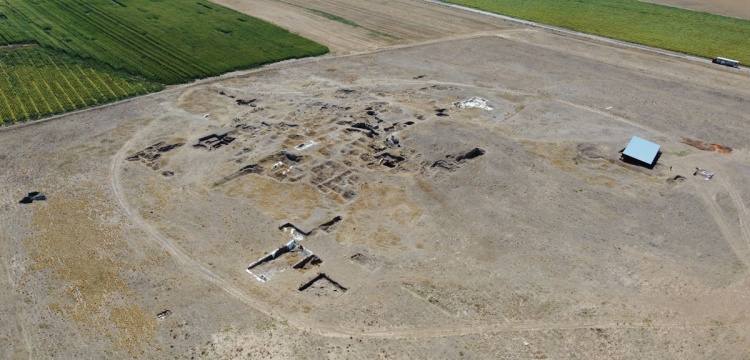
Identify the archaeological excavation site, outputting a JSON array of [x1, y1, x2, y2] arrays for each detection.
[[2, 1, 750, 358]]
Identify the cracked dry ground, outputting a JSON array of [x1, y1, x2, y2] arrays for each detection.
[[2, 33, 750, 358]]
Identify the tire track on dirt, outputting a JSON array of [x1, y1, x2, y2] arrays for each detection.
[[0, 186, 35, 359], [713, 160, 750, 255], [554, 99, 661, 135], [109, 124, 290, 323], [693, 172, 750, 270], [0, 249, 34, 359], [356, 319, 736, 338]]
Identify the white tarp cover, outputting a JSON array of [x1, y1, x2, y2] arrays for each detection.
[[453, 97, 493, 110]]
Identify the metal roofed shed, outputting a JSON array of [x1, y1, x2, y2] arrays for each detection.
[[621, 136, 661, 169]]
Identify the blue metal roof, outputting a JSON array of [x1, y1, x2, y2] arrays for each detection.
[[623, 136, 660, 165]]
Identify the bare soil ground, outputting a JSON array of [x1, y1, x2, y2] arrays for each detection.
[[2, 2, 750, 359], [641, 0, 750, 20], [210, 0, 510, 54]]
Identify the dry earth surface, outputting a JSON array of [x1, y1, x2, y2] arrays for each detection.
[[641, 0, 750, 21], [210, 0, 510, 54], [2, 1, 750, 359]]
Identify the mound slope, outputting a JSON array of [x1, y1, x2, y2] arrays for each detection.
[[1, 32, 749, 358]]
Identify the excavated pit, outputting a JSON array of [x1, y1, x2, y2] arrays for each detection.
[[298, 273, 347, 296], [293, 255, 323, 270], [18, 191, 46, 204], [455, 148, 486, 162], [194, 133, 236, 150], [126, 141, 184, 170], [236, 98, 257, 106], [430, 147, 486, 172], [279, 216, 343, 236], [214, 164, 263, 187]]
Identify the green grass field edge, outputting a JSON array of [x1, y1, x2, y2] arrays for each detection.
[[0, 0, 330, 125], [442, 0, 750, 66]]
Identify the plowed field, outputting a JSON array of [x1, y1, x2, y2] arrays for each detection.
[[210, 0, 512, 53]]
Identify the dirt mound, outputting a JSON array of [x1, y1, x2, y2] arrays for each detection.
[[681, 138, 732, 154]]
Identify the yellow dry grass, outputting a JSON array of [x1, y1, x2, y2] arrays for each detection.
[[525, 141, 577, 172], [24, 186, 155, 351], [336, 182, 423, 250], [228, 176, 324, 220]]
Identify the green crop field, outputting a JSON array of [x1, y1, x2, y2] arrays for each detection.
[[0, 47, 162, 124], [443, 0, 750, 66], [0, 0, 328, 125]]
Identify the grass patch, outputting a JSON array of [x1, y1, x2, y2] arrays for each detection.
[[368, 30, 401, 43], [304, 7, 400, 43], [443, 0, 750, 65], [0, 0, 328, 125], [306, 8, 361, 28]]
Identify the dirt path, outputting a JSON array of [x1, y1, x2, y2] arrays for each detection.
[[691, 160, 750, 270], [71, 145, 746, 342], [109, 122, 292, 325], [0, 249, 34, 358], [553, 98, 660, 134], [717, 171, 750, 247], [0, 43, 37, 51], [713, 160, 750, 261]]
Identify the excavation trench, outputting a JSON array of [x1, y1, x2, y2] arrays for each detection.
[[298, 273, 347, 293], [279, 215, 343, 236]]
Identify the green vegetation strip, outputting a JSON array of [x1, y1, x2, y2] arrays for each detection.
[[303, 7, 400, 42], [0, 0, 328, 125], [306, 8, 361, 28], [443, 0, 750, 65]]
